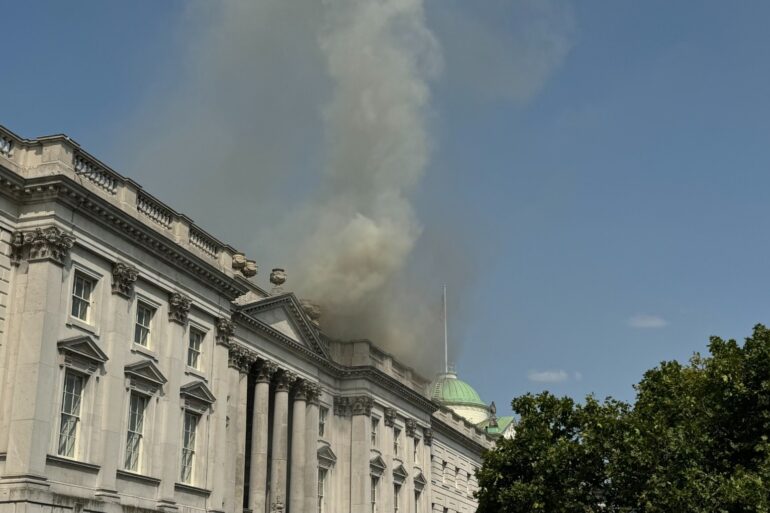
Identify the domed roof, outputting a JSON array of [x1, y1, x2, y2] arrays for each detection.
[[431, 372, 487, 407]]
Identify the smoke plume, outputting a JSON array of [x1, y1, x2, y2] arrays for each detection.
[[119, 0, 574, 375]]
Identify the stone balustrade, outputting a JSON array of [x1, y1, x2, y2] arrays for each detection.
[[0, 124, 259, 281], [73, 153, 119, 194], [189, 227, 220, 258]]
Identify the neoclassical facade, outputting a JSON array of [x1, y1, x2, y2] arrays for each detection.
[[0, 125, 495, 513]]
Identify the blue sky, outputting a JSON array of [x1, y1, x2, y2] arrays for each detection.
[[4, 1, 770, 415]]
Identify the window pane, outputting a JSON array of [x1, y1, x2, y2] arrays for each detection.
[[134, 304, 153, 346], [71, 275, 93, 321], [181, 412, 198, 483], [58, 372, 83, 457]]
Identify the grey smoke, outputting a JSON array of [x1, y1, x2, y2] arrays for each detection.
[[117, 0, 574, 375]]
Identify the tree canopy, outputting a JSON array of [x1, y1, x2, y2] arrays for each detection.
[[475, 324, 770, 513]]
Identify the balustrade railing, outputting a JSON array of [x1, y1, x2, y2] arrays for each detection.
[[189, 228, 220, 258], [73, 153, 119, 194], [137, 192, 173, 229]]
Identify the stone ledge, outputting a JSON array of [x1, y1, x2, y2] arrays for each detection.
[[116, 469, 161, 486], [174, 482, 212, 496], [45, 454, 100, 473]]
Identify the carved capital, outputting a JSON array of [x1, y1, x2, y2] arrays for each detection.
[[227, 345, 256, 373], [168, 292, 192, 325], [111, 262, 138, 298], [351, 395, 373, 416], [216, 317, 235, 346], [333, 396, 351, 417], [423, 428, 433, 446], [11, 226, 75, 266], [384, 407, 396, 427], [405, 419, 418, 438], [274, 369, 297, 392], [255, 359, 278, 383], [293, 379, 310, 401], [306, 382, 322, 406]]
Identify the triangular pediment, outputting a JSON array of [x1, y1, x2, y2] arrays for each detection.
[[370, 454, 387, 475], [180, 380, 216, 405], [236, 293, 329, 359], [414, 471, 427, 491], [318, 445, 337, 468], [125, 360, 167, 387], [58, 335, 108, 364], [393, 463, 409, 481]]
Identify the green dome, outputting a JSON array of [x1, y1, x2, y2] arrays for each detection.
[[431, 372, 487, 407]]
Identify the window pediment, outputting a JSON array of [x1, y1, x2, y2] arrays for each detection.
[[58, 335, 108, 374], [180, 380, 216, 408], [370, 454, 387, 477], [393, 463, 409, 484], [125, 360, 167, 395], [318, 445, 337, 469], [414, 471, 427, 491]]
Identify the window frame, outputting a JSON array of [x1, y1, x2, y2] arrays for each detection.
[[187, 327, 205, 370], [319, 405, 328, 438], [371, 416, 380, 446], [393, 426, 401, 457], [57, 370, 85, 458], [371, 475, 379, 513], [133, 301, 156, 348], [180, 410, 200, 484], [124, 391, 149, 472], [66, 263, 102, 333]]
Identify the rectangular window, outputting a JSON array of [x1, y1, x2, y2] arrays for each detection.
[[58, 371, 84, 457], [371, 476, 379, 513], [134, 303, 154, 347], [319, 406, 328, 437], [393, 427, 401, 456], [441, 461, 447, 484], [455, 468, 460, 489], [187, 329, 203, 369], [414, 437, 420, 462], [371, 417, 379, 446], [318, 467, 327, 513], [124, 392, 148, 471], [180, 412, 199, 483], [393, 483, 401, 513], [71, 273, 94, 322], [414, 490, 421, 513]]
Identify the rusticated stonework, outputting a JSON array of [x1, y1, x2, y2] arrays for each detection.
[[168, 291, 192, 325], [111, 262, 138, 298], [11, 226, 75, 266], [216, 317, 235, 346]]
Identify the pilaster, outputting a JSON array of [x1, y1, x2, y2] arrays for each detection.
[[304, 384, 321, 513]]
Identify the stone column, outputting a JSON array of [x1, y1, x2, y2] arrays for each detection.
[[249, 359, 277, 513], [304, 384, 321, 513], [3, 227, 74, 485], [349, 396, 373, 513], [95, 262, 138, 500], [157, 292, 192, 511], [289, 380, 308, 513], [270, 369, 295, 512], [236, 358, 252, 510], [381, 409, 395, 513], [208, 317, 235, 513], [224, 345, 247, 513]]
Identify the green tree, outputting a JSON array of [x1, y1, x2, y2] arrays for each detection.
[[476, 324, 770, 513]]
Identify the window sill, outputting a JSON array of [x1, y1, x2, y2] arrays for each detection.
[[66, 317, 99, 337], [117, 469, 161, 486], [175, 482, 212, 496], [184, 367, 207, 381], [46, 454, 100, 473], [131, 343, 158, 361]]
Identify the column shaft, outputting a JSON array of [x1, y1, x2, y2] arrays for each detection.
[[248, 361, 275, 513], [289, 385, 307, 513], [304, 389, 320, 513], [269, 371, 294, 512]]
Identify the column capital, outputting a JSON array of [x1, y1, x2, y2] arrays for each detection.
[[405, 419, 418, 438], [111, 261, 138, 298], [274, 369, 297, 392], [255, 359, 278, 383], [292, 379, 309, 401], [423, 427, 433, 446], [306, 383, 322, 405], [11, 225, 75, 266], [168, 291, 192, 325], [228, 345, 257, 373], [216, 317, 235, 346], [384, 407, 396, 427], [351, 395, 373, 416]]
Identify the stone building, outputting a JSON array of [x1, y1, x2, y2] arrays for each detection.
[[0, 125, 499, 513]]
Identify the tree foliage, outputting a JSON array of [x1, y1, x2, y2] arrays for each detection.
[[476, 324, 770, 513]]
